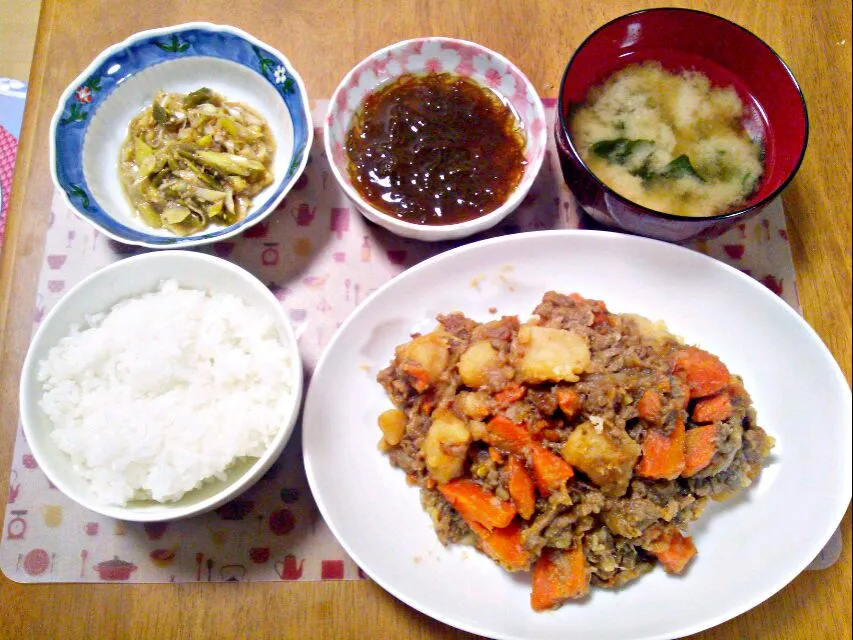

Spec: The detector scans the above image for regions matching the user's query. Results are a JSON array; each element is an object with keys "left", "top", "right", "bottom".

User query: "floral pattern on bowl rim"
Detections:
[
  {"left": 50, "top": 22, "right": 313, "bottom": 248},
  {"left": 324, "top": 37, "right": 547, "bottom": 239}
]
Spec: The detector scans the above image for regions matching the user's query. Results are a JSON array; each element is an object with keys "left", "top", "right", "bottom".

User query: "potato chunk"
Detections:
[
  {"left": 561, "top": 420, "right": 640, "bottom": 497},
  {"left": 400, "top": 331, "right": 450, "bottom": 390},
  {"left": 468, "top": 420, "right": 488, "bottom": 441},
  {"left": 422, "top": 409, "right": 472, "bottom": 484},
  {"left": 457, "top": 340, "right": 501, "bottom": 388},
  {"left": 377, "top": 409, "right": 407, "bottom": 446},
  {"left": 622, "top": 313, "right": 673, "bottom": 342},
  {"left": 455, "top": 390, "right": 492, "bottom": 420},
  {"left": 516, "top": 326, "right": 590, "bottom": 384}
]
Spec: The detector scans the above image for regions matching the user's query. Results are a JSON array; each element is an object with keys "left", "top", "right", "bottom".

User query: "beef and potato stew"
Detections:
[{"left": 377, "top": 291, "right": 774, "bottom": 611}]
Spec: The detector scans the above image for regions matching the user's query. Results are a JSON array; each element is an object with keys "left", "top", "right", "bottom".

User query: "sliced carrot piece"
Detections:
[
  {"left": 530, "top": 546, "right": 590, "bottom": 611},
  {"left": 469, "top": 520, "right": 531, "bottom": 571},
  {"left": 529, "top": 444, "right": 574, "bottom": 494},
  {"left": 485, "top": 415, "right": 533, "bottom": 455},
  {"left": 682, "top": 424, "right": 718, "bottom": 477},
  {"left": 692, "top": 391, "right": 732, "bottom": 424},
  {"left": 506, "top": 456, "right": 536, "bottom": 520},
  {"left": 488, "top": 446, "right": 504, "bottom": 463},
  {"left": 679, "top": 385, "right": 691, "bottom": 410},
  {"left": 673, "top": 347, "right": 730, "bottom": 398},
  {"left": 438, "top": 479, "right": 517, "bottom": 530},
  {"left": 653, "top": 530, "right": 697, "bottom": 574},
  {"left": 555, "top": 387, "right": 583, "bottom": 419},
  {"left": 402, "top": 362, "right": 431, "bottom": 393},
  {"left": 495, "top": 382, "right": 526, "bottom": 406},
  {"left": 636, "top": 418, "right": 686, "bottom": 480},
  {"left": 591, "top": 302, "right": 609, "bottom": 327},
  {"left": 637, "top": 388, "right": 663, "bottom": 424}
]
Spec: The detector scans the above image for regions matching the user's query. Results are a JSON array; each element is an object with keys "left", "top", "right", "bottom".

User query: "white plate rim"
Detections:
[{"left": 303, "top": 229, "right": 852, "bottom": 640}]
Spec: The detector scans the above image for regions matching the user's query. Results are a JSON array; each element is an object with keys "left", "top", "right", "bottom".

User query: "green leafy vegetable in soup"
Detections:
[
  {"left": 570, "top": 62, "right": 764, "bottom": 218},
  {"left": 119, "top": 88, "right": 275, "bottom": 236}
]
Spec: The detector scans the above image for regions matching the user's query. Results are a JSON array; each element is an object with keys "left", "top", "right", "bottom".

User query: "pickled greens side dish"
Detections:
[{"left": 118, "top": 88, "right": 275, "bottom": 236}]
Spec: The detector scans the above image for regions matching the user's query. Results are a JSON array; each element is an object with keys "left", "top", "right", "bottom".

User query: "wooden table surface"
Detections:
[
  {"left": 0, "top": 1, "right": 39, "bottom": 82},
  {"left": 1, "top": 1, "right": 850, "bottom": 638}
]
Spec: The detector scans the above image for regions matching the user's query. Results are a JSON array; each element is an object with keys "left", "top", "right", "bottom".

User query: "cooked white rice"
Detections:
[{"left": 37, "top": 279, "right": 294, "bottom": 505}]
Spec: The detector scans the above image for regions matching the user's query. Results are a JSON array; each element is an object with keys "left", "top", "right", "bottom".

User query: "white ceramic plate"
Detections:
[{"left": 303, "top": 230, "right": 851, "bottom": 640}]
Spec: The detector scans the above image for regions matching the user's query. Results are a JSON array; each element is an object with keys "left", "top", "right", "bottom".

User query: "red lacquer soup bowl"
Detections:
[{"left": 555, "top": 8, "right": 808, "bottom": 243}]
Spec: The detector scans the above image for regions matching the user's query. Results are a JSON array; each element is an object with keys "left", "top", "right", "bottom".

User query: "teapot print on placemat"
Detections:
[{"left": 275, "top": 554, "right": 304, "bottom": 580}]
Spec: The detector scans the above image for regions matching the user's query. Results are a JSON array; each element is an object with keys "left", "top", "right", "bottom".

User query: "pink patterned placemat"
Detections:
[{"left": 1, "top": 99, "right": 838, "bottom": 583}]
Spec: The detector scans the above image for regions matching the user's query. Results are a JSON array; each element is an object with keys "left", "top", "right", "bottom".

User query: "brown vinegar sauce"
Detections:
[{"left": 345, "top": 73, "right": 527, "bottom": 226}]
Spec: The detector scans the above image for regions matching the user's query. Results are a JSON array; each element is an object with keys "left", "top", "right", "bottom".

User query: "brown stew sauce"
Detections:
[{"left": 345, "top": 73, "right": 527, "bottom": 226}]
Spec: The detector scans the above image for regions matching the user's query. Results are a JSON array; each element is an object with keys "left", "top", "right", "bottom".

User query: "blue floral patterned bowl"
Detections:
[{"left": 50, "top": 23, "right": 312, "bottom": 248}]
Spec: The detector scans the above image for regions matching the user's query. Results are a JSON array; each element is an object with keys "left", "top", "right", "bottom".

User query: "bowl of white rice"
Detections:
[{"left": 19, "top": 250, "right": 303, "bottom": 521}]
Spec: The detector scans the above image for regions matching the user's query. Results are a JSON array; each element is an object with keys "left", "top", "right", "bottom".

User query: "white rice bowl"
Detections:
[{"left": 20, "top": 251, "right": 302, "bottom": 522}]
